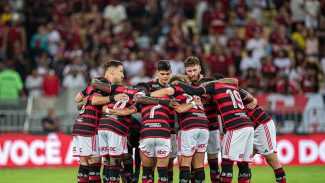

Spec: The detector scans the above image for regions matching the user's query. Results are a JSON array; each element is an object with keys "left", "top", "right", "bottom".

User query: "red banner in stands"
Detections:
[{"left": 1, "top": 133, "right": 325, "bottom": 168}]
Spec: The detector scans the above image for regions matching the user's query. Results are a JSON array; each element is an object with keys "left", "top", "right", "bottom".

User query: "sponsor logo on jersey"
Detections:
[
  {"left": 235, "top": 112, "right": 247, "bottom": 117},
  {"left": 104, "top": 114, "right": 118, "bottom": 120},
  {"left": 144, "top": 123, "right": 162, "bottom": 128},
  {"left": 193, "top": 112, "right": 207, "bottom": 118}
]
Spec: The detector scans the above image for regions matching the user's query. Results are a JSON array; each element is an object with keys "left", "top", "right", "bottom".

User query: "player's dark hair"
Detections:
[
  {"left": 198, "top": 77, "right": 215, "bottom": 86},
  {"left": 184, "top": 56, "right": 200, "bottom": 68},
  {"left": 157, "top": 60, "right": 171, "bottom": 71},
  {"left": 213, "top": 73, "right": 225, "bottom": 80},
  {"left": 133, "top": 82, "right": 149, "bottom": 92},
  {"left": 104, "top": 60, "right": 123, "bottom": 71}
]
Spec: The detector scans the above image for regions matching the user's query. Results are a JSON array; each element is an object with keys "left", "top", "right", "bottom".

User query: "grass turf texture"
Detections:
[{"left": 2, "top": 166, "right": 325, "bottom": 183}]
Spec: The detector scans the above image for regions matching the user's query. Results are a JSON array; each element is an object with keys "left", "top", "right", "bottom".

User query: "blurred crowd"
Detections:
[{"left": 0, "top": 0, "right": 325, "bottom": 101}]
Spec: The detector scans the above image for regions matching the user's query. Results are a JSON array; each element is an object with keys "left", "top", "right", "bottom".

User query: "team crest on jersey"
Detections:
[{"left": 76, "top": 118, "right": 83, "bottom": 122}]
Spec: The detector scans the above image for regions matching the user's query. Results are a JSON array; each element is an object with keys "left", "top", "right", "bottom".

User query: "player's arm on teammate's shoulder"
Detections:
[
  {"left": 92, "top": 89, "right": 128, "bottom": 105},
  {"left": 134, "top": 95, "right": 179, "bottom": 108},
  {"left": 102, "top": 105, "right": 137, "bottom": 116},
  {"left": 75, "top": 92, "right": 84, "bottom": 103},
  {"left": 175, "top": 103, "right": 194, "bottom": 113},
  {"left": 150, "top": 87, "right": 175, "bottom": 98},
  {"left": 77, "top": 98, "right": 87, "bottom": 110},
  {"left": 90, "top": 78, "right": 111, "bottom": 93},
  {"left": 178, "top": 82, "right": 213, "bottom": 95},
  {"left": 212, "top": 78, "right": 238, "bottom": 86},
  {"left": 239, "top": 88, "right": 257, "bottom": 109},
  {"left": 75, "top": 90, "right": 87, "bottom": 110}
]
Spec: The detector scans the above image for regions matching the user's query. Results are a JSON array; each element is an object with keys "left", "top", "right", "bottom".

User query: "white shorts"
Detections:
[
  {"left": 177, "top": 129, "right": 209, "bottom": 157},
  {"left": 222, "top": 127, "right": 254, "bottom": 162},
  {"left": 170, "top": 134, "right": 178, "bottom": 158},
  {"left": 254, "top": 120, "right": 277, "bottom": 155},
  {"left": 98, "top": 130, "right": 128, "bottom": 156},
  {"left": 72, "top": 135, "right": 100, "bottom": 157},
  {"left": 207, "top": 130, "right": 221, "bottom": 154},
  {"left": 139, "top": 138, "right": 171, "bottom": 158}
]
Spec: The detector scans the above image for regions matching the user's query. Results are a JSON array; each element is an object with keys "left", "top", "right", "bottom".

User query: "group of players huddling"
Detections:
[{"left": 72, "top": 56, "right": 287, "bottom": 183}]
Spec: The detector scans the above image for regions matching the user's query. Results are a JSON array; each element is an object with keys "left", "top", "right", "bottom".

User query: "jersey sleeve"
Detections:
[
  {"left": 92, "top": 89, "right": 108, "bottom": 97},
  {"left": 178, "top": 83, "right": 206, "bottom": 95},
  {"left": 130, "top": 103, "right": 141, "bottom": 113},
  {"left": 80, "top": 87, "right": 88, "bottom": 98},
  {"left": 204, "top": 82, "right": 215, "bottom": 94},
  {"left": 239, "top": 88, "right": 252, "bottom": 102}
]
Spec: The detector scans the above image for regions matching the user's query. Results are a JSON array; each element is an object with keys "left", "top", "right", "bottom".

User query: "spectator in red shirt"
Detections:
[
  {"left": 261, "top": 55, "right": 279, "bottom": 92},
  {"left": 204, "top": 46, "right": 233, "bottom": 76},
  {"left": 275, "top": 74, "right": 300, "bottom": 95},
  {"left": 269, "top": 24, "right": 292, "bottom": 54},
  {"left": 209, "top": 1, "right": 227, "bottom": 35},
  {"left": 43, "top": 69, "right": 60, "bottom": 96},
  {"left": 245, "top": 16, "right": 264, "bottom": 40}
]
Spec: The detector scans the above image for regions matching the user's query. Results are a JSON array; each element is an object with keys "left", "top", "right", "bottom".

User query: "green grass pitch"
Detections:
[{"left": 2, "top": 166, "right": 325, "bottom": 183}]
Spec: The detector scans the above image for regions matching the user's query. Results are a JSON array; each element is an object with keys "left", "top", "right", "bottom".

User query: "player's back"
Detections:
[
  {"left": 137, "top": 97, "right": 173, "bottom": 140},
  {"left": 73, "top": 85, "right": 102, "bottom": 136},
  {"left": 172, "top": 85, "right": 209, "bottom": 130},
  {"left": 211, "top": 83, "right": 253, "bottom": 131},
  {"left": 98, "top": 85, "right": 140, "bottom": 136},
  {"left": 244, "top": 103, "right": 272, "bottom": 126}
]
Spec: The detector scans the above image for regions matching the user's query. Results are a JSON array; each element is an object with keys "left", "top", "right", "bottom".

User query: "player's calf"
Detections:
[
  {"left": 179, "top": 166, "right": 191, "bottom": 183},
  {"left": 208, "top": 157, "right": 220, "bottom": 183},
  {"left": 121, "top": 155, "right": 133, "bottom": 183},
  {"left": 167, "top": 158, "right": 174, "bottom": 183},
  {"left": 108, "top": 156, "right": 122, "bottom": 183},
  {"left": 88, "top": 163, "right": 101, "bottom": 183},
  {"left": 157, "top": 166, "right": 168, "bottom": 183},
  {"left": 77, "top": 163, "right": 89, "bottom": 183},
  {"left": 237, "top": 162, "right": 251, "bottom": 183},
  {"left": 274, "top": 168, "right": 286, "bottom": 183},
  {"left": 142, "top": 166, "right": 154, "bottom": 183},
  {"left": 193, "top": 167, "right": 205, "bottom": 183},
  {"left": 220, "top": 158, "right": 233, "bottom": 183}
]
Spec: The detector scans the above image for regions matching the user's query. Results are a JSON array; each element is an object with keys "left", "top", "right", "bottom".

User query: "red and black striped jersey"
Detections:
[
  {"left": 147, "top": 79, "right": 168, "bottom": 92},
  {"left": 129, "top": 114, "right": 141, "bottom": 131},
  {"left": 201, "top": 94, "right": 219, "bottom": 131},
  {"left": 206, "top": 83, "right": 253, "bottom": 131},
  {"left": 133, "top": 97, "right": 173, "bottom": 139},
  {"left": 72, "top": 85, "right": 102, "bottom": 136},
  {"left": 172, "top": 85, "right": 209, "bottom": 130},
  {"left": 244, "top": 104, "right": 272, "bottom": 126},
  {"left": 147, "top": 79, "right": 176, "bottom": 134},
  {"left": 98, "top": 85, "right": 141, "bottom": 136}
]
